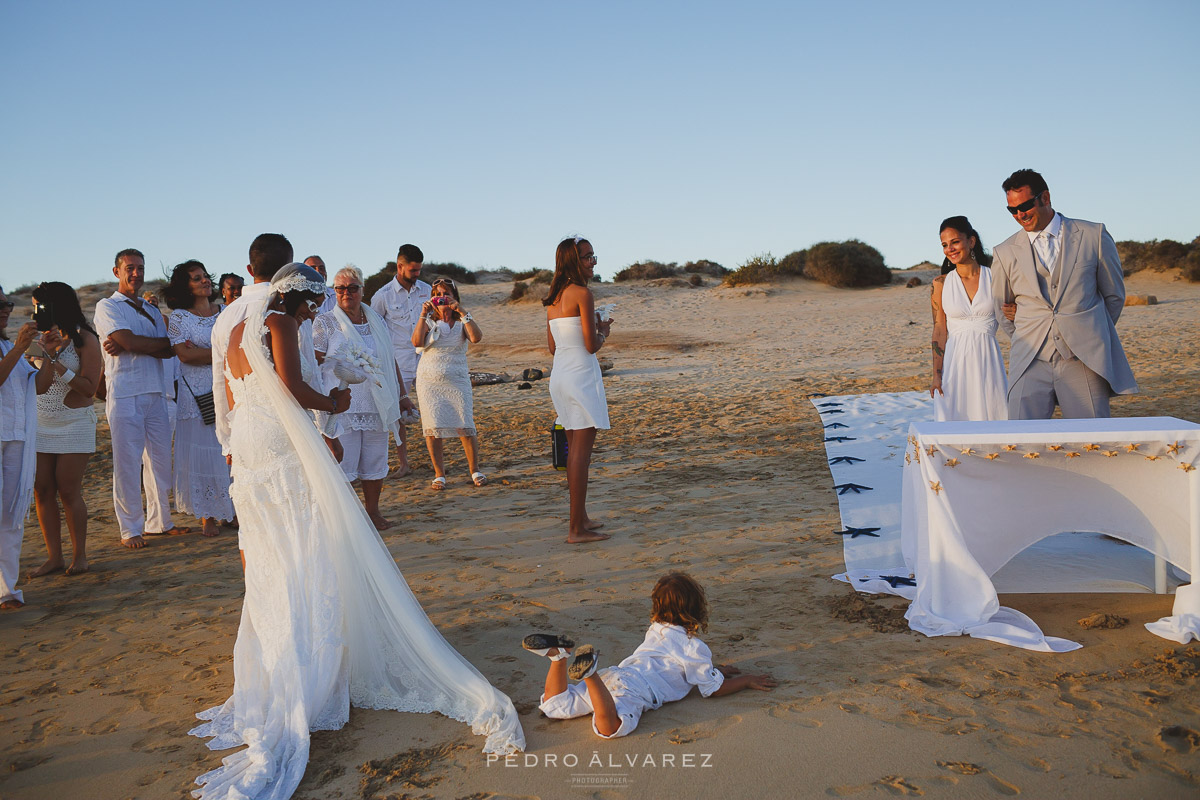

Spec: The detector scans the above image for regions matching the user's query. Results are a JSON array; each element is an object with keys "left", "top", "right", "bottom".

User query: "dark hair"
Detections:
[
  {"left": 650, "top": 572, "right": 709, "bottom": 636},
  {"left": 938, "top": 216, "right": 992, "bottom": 274},
  {"left": 430, "top": 278, "right": 464, "bottom": 321},
  {"left": 249, "top": 233, "right": 294, "bottom": 279},
  {"left": 114, "top": 248, "right": 144, "bottom": 268},
  {"left": 32, "top": 282, "right": 97, "bottom": 349},
  {"left": 162, "top": 260, "right": 219, "bottom": 309},
  {"left": 219, "top": 273, "right": 244, "bottom": 291},
  {"left": 276, "top": 264, "right": 326, "bottom": 317},
  {"left": 0, "top": 284, "right": 8, "bottom": 340},
  {"left": 543, "top": 237, "right": 590, "bottom": 307},
  {"left": 396, "top": 244, "right": 424, "bottom": 264},
  {"left": 1001, "top": 168, "right": 1049, "bottom": 198}
]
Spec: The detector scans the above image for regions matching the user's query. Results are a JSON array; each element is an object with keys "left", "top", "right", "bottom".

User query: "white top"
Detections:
[
  {"left": 168, "top": 308, "right": 221, "bottom": 420},
  {"left": 613, "top": 622, "right": 724, "bottom": 708},
  {"left": 317, "top": 287, "right": 337, "bottom": 315},
  {"left": 313, "top": 311, "right": 383, "bottom": 430},
  {"left": 93, "top": 291, "right": 170, "bottom": 399},
  {"left": 211, "top": 282, "right": 272, "bottom": 455},
  {"left": 1025, "top": 211, "right": 1064, "bottom": 276},
  {"left": 0, "top": 339, "right": 37, "bottom": 441},
  {"left": 369, "top": 278, "right": 431, "bottom": 377}
]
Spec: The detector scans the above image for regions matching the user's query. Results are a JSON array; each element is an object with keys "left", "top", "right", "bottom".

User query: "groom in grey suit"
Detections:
[{"left": 992, "top": 169, "right": 1138, "bottom": 419}]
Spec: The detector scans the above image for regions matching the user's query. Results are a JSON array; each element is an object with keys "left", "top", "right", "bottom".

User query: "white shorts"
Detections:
[
  {"left": 339, "top": 428, "right": 389, "bottom": 482},
  {"left": 538, "top": 668, "right": 647, "bottom": 739}
]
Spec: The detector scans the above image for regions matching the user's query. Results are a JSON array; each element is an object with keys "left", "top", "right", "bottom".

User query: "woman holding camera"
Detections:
[
  {"left": 411, "top": 278, "right": 484, "bottom": 490},
  {"left": 27, "top": 282, "right": 101, "bottom": 579},
  {"left": 164, "top": 261, "right": 235, "bottom": 538},
  {"left": 1, "top": 286, "right": 41, "bottom": 607}
]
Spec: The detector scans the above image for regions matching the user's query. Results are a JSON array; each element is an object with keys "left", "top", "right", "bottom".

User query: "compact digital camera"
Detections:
[{"left": 431, "top": 296, "right": 451, "bottom": 307}]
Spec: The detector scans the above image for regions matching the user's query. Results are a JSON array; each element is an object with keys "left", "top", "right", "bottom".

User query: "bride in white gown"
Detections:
[{"left": 190, "top": 264, "right": 523, "bottom": 800}]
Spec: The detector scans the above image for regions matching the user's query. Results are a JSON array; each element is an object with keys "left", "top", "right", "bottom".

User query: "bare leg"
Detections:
[
  {"left": 55, "top": 453, "right": 91, "bottom": 574},
  {"left": 30, "top": 453, "right": 65, "bottom": 578},
  {"left": 393, "top": 423, "right": 411, "bottom": 478},
  {"left": 200, "top": 517, "right": 220, "bottom": 537},
  {"left": 565, "top": 428, "right": 608, "bottom": 543},
  {"left": 426, "top": 436, "right": 446, "bottom": 488},
  {"left": 542, "top": 649, "right": 570, "bottom": 701},
  {"left": 460, "top": 435, "right": 480, "bottom": 475},
  {"left": 362, "top": 479, "right": 392, "bottom": 529},
  {"left": 240, "top": 549, "right": 246, "bottom": 571},
  {"left": 581, "top": 674, "right": 620, "bottom": 737}
]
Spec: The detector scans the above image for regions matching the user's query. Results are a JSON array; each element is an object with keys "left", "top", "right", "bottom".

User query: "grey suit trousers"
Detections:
[{"left": 1008, "top": 353, "right": 1111, "bottom": 419}]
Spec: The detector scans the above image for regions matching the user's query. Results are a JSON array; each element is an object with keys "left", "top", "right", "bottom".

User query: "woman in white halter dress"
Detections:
[
  {"left": 931, "top": 217, "right": 1008, "bottom": 422},
  {"left": 190, "top": 264, "right": 523, "bottom": 800}
]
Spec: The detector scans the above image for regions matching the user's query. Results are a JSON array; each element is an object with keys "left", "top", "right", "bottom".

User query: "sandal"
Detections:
[
  {"left": 471, "top": 471, "right": 487, "bottom": 487},
  {"left": 430, "top": 476, "right": 446, "bottom": 491},
  {"left": 522, "top": 633, "right": 575, "bottom": 660},
  {"left": 568, "top": 644, "right": 599, "bottom": 680}
]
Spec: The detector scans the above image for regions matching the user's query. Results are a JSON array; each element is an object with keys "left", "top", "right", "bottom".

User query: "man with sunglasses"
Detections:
[{"left": 991, "top": 169, "right": 1137, "bottom": 419}]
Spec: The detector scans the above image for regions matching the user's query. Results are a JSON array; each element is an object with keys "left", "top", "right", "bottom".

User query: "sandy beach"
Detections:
[{"left": 2, "top": 269, "right": 1198, "bottom": 799}]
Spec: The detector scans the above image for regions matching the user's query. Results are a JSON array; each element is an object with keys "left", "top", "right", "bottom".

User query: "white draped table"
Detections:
[{"left": 901, "top": 417, "right": 1200, "bottom": 651}]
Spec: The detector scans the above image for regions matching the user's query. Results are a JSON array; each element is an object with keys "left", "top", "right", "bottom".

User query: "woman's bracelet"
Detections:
[
  {"left": 460, "top": 312, "right": 474, "bottom": 323},
  {"left": 60, "top": 368, "right": 76, "bottom": 384},
  {"left": 398, "top": 394, "right": 409, "bottom": 401},
  {"left": 329, "top": 391, "right": 340, "bottom": 413}
]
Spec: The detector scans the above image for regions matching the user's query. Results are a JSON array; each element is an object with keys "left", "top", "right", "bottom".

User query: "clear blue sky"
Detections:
[{"left": 2, "top": 1, "right": 1197, "bottom": 288}]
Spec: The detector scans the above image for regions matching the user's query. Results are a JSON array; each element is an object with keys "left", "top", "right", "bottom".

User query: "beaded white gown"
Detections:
[
  {"left": 933, "top": 266, "right": 1008, "bottom": 422},
  {"left": 189, "top": 301, "right": 523, "bottom": 800}
]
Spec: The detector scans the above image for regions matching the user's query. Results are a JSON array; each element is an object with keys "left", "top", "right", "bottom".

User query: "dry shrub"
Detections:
[
  {"left": 362, "top": 262, "right": 396, "bottom": 303},
  {"left": 509, "top": 281, "right": 529, "bottom": 301},
  {"left": 682, "top": 259, "right": 727, "bottom": 276},
  {"left": 803, "top": 240, "right": 891, "bottom": 288},
  {"left": 722, "top": 253, "right": 778, "bottom": 286},
  {"left": 614, "top": 261, "right": 680, "bottom": 282}
]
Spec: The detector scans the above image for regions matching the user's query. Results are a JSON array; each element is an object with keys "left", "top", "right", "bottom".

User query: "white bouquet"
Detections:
[
  {"left": 328, "top": 343, "right": 383, "bottom": 390},
  {"left": 596, "top": 303, "right": 617, "bottom": 322}
]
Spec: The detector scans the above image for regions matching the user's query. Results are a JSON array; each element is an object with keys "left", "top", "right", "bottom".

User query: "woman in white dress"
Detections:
[
  {"left": 544, "top": 237, "right": 612, "bottom": 544},
  {"left": 164, "top": 261, "right": 235, "bottom": 537},
  {"left": 28, "top": 282, "right": 101, "bottom": 579},
  {"left": 0, "top": 286, "right": 39, "bottom": 609},
  {"left": 192, "top": 264, "right": 522, "bottom": 799},
  {"left": 930, "top": 216, "right": 1008, "bottom": 421},
  {"left": 410, "top": 278, "right": 485, "bottom": 490},
  {"left": 314, "top": 266, "right": 414, "bottom": 530}
]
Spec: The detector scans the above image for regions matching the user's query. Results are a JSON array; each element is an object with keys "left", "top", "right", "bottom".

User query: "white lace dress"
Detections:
[
  {"left": 168, "top": 309, "right": 234, "bottom": 522},
  {"left": 35, "top": 341, "right": 98, "bottom": 454},
  {"left": 933, "top": 267, "right": 1009, "bottom": 422},
  {"left": 415, "top": 320, "right": 475, "bottom": 438},
  {"left": 190, "top": 305, "right": 523, "bottom": 799}
]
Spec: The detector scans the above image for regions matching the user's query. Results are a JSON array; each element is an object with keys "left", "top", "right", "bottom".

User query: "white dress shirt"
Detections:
[
  {"left": 93, "top": 291, "right": 170, "bottom": 399},
  {"left": 1026, "top": 212, "right": 1064, "bottom": 277},
  {"left": 369, "top": 278, "right": 431, "bottom": 380}
]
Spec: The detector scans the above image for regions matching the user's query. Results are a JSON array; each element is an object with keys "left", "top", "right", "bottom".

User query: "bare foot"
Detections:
[
  {"left": 146, "top": 526, "right": 189, "bottom": 537},
  {"left": 369, "top": 512, "right": 393, "bottom": 531},
  {"left": 201, "top": 519, "right": 220, "bottom": 538},
  {"left": 584, "top": 518, "right": 605, "bottom": 530},
  {"left": 393, "top": 462, "right": 412, "bottom": 479},
  {"left": 28, "top": 559, "right": 65, "bottom": 579},
  {"left": 122, "top": 535, "right": 146, "bottom": 549},
  {"left": 65, "top": 559, "right": 90, "bottom": 576},
  {"left": 1, "top": 599, "right": 24, "bottom": 610},
  {"left": 566, "top": 529, "right": 611, "bottom": 544}
]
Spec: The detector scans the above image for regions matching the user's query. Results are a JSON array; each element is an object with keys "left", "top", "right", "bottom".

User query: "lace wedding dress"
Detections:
[{"left": 190, "top": 289, "right": 523, "bottom": 800}]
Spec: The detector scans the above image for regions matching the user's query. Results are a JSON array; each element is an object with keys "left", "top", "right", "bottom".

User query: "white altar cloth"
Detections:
[{"left": 901, "top": 417, "right": 1200, "bottom": 651}]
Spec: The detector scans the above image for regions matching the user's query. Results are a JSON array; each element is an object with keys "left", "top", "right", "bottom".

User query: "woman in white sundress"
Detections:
[
  {"left": 930, "top": 216, "right": 1008, "bottom": 422},
  {"left": 191, "top": 263, "right": 522, "bottom": 800}
]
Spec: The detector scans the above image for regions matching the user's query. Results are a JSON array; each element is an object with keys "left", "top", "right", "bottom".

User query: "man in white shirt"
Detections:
[
  {"left": 369, "top": 244, "right": 430, "bottom": 476},
  {"left": 305, "top": 255, "right": 338, "bottom": 314},
  {"left": 94, "top": 249, "right": 179, "bottom": 548}
]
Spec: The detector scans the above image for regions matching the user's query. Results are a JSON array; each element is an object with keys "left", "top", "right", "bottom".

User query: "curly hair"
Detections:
[
  {"left": 650, "top": 572, "right": 709, "bottom": 636},
  {"left": 162, "top": 260, "right": 220, "bottom": 309}
]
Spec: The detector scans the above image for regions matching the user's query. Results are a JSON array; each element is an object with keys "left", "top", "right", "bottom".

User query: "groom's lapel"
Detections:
[
  {"left": 1013, "top": 235, "right": 1048, "bottom": 305},
  {"left": 1055, "top": 216, "right": 1084, "bottom": 307}
]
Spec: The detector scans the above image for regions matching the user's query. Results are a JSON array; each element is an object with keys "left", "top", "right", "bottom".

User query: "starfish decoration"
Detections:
[
  {"left": 929, "top": 481, "right": 943, "bottom": 495},
  {"left": 1102, "top": 450, "right": 1119, "bottom": 458},
  {"left": 1048, "top": 444, "right": 1063, "bottom": 451},
  {"left": 822, "top": 408, "right": 845, "bottom": 415},
  {"left": 908, "top": 435, "right": 918, "bottom": 448},
  {"left": 834, "top": 483, "right": 873, "bottom": 495},
  {"left": 817, "top": 401, "right": 843, "bottom": 408},
  {"left": 1144, "top": 455, "right": 1161, "bottom": 461},
  {"left": 807, "top": 392, "right": 829, "bottom": 398},
  {"left": 959, "top": 447, "right": 975, "bottom": 456},
  {"left": 913, "top": 450, "right": 921, "bottom": 463},
  {"left": 824, "top": 422, "right": 849, "bottom": 429},
  {"left": 1003, "top": 444, "right": 1018, "bottom": 451},
  {"left": 835, "top": 526, "right": 880, "bottom": 538},
  {"left": 926, "top": 445, "right": 938, "bottom": 456},
  {"left": 1064, "top": 451, "right": 1081, "bottom": 458},
  {"left": 1181, "top": 463, "right": 1197, "bottom": 473},
  {"left": 1126, "top": 443, "right": 1141, "bottom": 453},
  {"left": 829, "top": 456, "right": 865, "bottom": 465},
  {"left": 1167, "top": 442, "right": 1183, "bottom": 454},
  {"left": 1084, "top": 444, "right": 1100, "bottom": 451},
  {"left": 877, "top": 575, "right": 917, "bottom": 588},
  {"left": 944, "top": 458, "right": 960, "bottom": 468},
  {"left": 905, "top": 453, "right": 911, "bottom": 465},
  {"left": 1023, "top": 452, "right": 1041, "bottom": 459},
  {"left": 825, "top": 436, "right": 856, "bottom": 443},
  {"left": 984, "top": 453, "right": 1000, "bottom": 460}
]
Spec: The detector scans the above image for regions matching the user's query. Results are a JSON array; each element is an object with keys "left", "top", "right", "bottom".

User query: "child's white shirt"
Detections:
[{"left": 611, "top": 622, "right": 724, "bottom": 708}]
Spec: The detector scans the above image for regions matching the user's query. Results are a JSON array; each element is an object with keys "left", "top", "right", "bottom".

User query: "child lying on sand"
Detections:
[{"left": 522, "top": 572, "right": 777, "bottom": 738}]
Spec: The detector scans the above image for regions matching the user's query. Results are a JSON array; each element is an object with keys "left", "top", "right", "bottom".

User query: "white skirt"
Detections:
[{"left": 173, "top": 415, "right": 235, "bottom": 522}]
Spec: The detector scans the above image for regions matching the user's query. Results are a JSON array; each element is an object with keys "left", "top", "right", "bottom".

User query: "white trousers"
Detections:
[
  {"left": 108, "top": 393, "right": 174, "bottom": 539},
  {"left": 0, "top": 440, "right": 28, "bottom": 603},
  {"left": 338, "top": 428, "right": 390, "bottom": 482}
]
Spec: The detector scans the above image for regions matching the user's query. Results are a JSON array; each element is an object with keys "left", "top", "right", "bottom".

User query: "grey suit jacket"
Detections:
[{"left": 991, "top": 215, "right": 1138, "bottom": 397}]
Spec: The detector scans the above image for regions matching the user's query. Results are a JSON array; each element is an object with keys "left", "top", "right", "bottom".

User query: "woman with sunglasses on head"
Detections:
[
  {"left": 930, "top": 216, "right": 1008, "bottom": 421},
  {"left": 411, "top": 277, "right": 485, "bottom": 490},
  {"left": 26, "top": 282, "right": 101, "bottom": 581},
  {"left": 0, "top": 286, "right": 41, "bottom": 607},
  {"left": 163, "top": 261, "right": 235, "bottom": 538},
  {"left": 314, "top": 266, "right": 414, "bottom": 529},
  {"left": 543, "top": 236, "right": 612, "bottom": 544}
]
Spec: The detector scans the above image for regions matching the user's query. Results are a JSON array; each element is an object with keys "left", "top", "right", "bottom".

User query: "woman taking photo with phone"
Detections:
[
  {"left": 411, "top": 278, "right": 484, "bottom": 490},
  {"left": 1, "top": 285, "right": 40, "bottom": 607},
  {"left": 544, "top": 236, "right": 612, "bottom": 544}
]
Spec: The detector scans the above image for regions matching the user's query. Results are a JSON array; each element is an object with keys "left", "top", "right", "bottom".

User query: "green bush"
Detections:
[
  {"left": 682, "top": 259, "right": 728, "bottom": 276},
  {"left": 776, "top": 250, "right": 806, "bottom": 277},
  {"left": 722, "top": 253, "right": 778, "bottom": 287},
  {"left": 613, "top": 261, "right": 681, "bottom": 282},
  {"left": 1182, "top": 246, "right": 1200, "bottom": 282},
  {"left": 420, "top": 262, "right": 476, "bottom": 285},
  {"left": 363, "top": 262, "right": 396, "bottom": 303},
  {"left": 1117, "top": 238, "right": 1193, "bottom": 274},
  {"left": 802, "top": 240, "right": 890, "bottom": 288},
  {"left": 509, "top": 281, "right": 529, "bottom": 301}
]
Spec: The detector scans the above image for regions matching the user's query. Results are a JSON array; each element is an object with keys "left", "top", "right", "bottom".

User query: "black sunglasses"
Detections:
[
  {"left": 0, "top": 301, "right": 15, "bottom": 311},
  {"left": 1006, "top": 195, "right": 1042, "bottom": 215}
]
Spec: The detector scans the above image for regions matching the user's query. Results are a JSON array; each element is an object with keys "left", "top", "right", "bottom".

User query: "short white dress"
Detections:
[
  {"left": 168, "top": 309, "right": 235, "bottom": 522},
  {"left": 35, "top": 341, "right": 98, "bottom": 454},
  {"left": 548, "top": 316, "right": 609, "bottom": 430},
  {"left": 415, "top": 320, "right": 476, "bottom": 438},
  {"left": 933, "top": 267, "right": 1008, "bottom": 422}
]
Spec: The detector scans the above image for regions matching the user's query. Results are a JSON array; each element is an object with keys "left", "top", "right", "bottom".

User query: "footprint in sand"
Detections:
[
  {"left": 1156, "top": 725, "right": 1200, "bottom": 754},
  {"left": 936, "top": 761, "right": 1020, "bottom": 795},
  {"left": 829, "top": 775, "right": 924, "bottom": 796}
]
